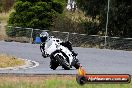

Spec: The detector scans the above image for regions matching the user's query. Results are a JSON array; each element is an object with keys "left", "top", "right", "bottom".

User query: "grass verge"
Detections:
[
  {"left": 0, "top": 54, "right": 25, "bottom": 68},
  {"left": 0, "top": 76, "right": 131, "bottom": 88}
]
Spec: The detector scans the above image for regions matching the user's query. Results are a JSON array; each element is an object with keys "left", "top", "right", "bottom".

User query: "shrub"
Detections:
[
  {"left": 76, "top": 0, "right": 132, "bottom": 37},
  {"left": 7, "top": 0, "right": 64, "bottom": 37}
]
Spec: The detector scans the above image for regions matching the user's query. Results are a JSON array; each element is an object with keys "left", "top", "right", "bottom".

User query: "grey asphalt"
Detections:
[{"left": 0, "top": 41, "right": 132, "bottom": 75}]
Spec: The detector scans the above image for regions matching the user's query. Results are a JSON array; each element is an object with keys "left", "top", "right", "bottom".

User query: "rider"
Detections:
[{"left": 40, "top": 32, "right": 77, "bottom": 58}]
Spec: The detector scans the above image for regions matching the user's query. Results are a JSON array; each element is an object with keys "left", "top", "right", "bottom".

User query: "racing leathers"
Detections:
[{"left": 40, "top": 40, "right": 77, "bottom": 58}]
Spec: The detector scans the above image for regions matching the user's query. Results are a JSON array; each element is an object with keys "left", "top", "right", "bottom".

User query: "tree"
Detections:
[
  {"left": 76, "top": 0, "right": 132, "bottom": 37},
  {"left": 105, "top": 0, "right": 132, "bottom": 37},
  {"left": 8, "top": 0, "right": 64, "bottom": 29},
  {"left": 6, "top": 0, "right": 64, "bottom": 37}
]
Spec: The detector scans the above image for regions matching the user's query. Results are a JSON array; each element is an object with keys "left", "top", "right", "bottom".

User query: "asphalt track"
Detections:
[{"left": 0, "top": 41, "right": 132, "bottom": 75}]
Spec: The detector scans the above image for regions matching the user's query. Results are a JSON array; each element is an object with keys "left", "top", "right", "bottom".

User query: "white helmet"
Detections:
[{"left": 40, "top": 32, "right": 49, "bottom": 42}]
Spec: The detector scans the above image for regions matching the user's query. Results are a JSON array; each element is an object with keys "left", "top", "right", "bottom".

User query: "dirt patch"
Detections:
[{"left": 0, "top": 54, "right": 25, "bottom": 68}]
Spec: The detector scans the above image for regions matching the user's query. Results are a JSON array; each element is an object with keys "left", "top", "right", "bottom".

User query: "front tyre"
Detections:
[
  {"left": 62, "top": 59, "right": 70, "bottom": 70},
  {"left": 55, "top": 55, "right": 70, "bottom": 70},
  {"left": 50, "top": 55, "right": 59, "bottom": 70},
  {"left": 50, "top": 60, "right": 59, "bottom": 70}
]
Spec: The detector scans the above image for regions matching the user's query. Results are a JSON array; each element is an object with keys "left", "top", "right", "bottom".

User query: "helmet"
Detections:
[{"left": 40, "top": 32, "right": 49, "bottom": 42}]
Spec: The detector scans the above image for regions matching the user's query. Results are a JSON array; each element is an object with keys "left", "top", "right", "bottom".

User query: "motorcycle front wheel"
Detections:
[
  {"left": 50, "top": 60, "right": 59, "bottom": 70},
  {"left": 55, "top": 54, "right": 70, "bottom": 70}
]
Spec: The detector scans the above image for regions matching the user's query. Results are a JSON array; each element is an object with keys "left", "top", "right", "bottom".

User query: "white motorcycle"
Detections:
[{"left": 45, "top": 37, "right": 80, "bottom": 70}]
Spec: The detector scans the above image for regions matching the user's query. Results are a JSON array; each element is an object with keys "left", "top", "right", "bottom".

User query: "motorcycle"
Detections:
[{"left": 44, "top": 37, "right": 80, "bottom": 70}]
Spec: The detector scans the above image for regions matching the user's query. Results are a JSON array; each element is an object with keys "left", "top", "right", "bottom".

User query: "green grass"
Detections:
[
  {"left": 44, "top": 79, "right": 132, "bottom": 88},
  {"left": 0, "top": 76, "right": 131, "bottom": 88}
]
